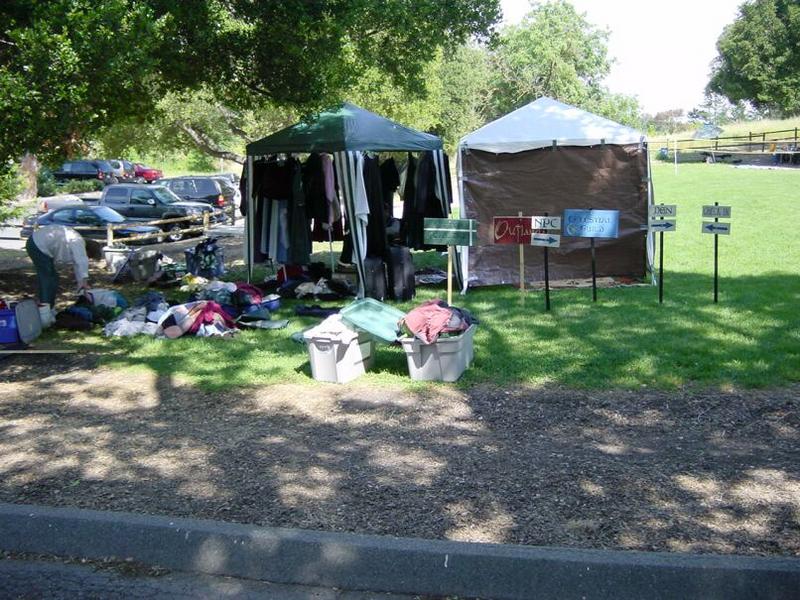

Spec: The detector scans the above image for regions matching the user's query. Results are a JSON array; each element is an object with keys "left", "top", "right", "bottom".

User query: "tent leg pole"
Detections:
[
  {"left": 328, "top": 228, "right": 335, "bottom": 279},
  {"left": 447, "top": 245, "right": 453, "bottom": 306},
  {"left": 591, "top": 237, "right": 597, "bottom": 302},
  {"left": 518, "top": 210, "right": 525, "bottom": 293}
]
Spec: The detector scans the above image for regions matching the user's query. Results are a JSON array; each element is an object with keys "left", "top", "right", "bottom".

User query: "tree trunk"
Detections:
[
  {"left": 175, "top": 121, "right": 245, "bottom": 164},
  {"left": 19, "top": 152, "right": 39, "bottom": 200}
]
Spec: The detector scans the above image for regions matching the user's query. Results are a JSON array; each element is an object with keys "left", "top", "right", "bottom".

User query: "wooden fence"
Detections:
[
  {"left": 654, "top": 127, "right": 800, "bottom": 155},
  {"left": 1, "top": 211, "right": 215, "bottom": 245}
]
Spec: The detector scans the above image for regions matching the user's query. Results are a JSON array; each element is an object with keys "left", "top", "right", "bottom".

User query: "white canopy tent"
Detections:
[{"left": 456, "top": 97, "right": 654, "bottom": 291}]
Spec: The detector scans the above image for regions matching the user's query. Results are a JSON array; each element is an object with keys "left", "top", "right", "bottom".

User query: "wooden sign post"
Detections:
[
  {"left": 493, "top": 215, "right": 533, "bottom": 294},
  {"left": 424, "top": 218, "right": 478, "bottom": 306}
]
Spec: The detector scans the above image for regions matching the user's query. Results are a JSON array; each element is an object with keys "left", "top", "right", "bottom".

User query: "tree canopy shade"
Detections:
[
  {"left": 709, "top": 0, "right": 800, "bottom": 115},
  {"left": 246, "top": 103, "right": 443, "bottom": 155}
]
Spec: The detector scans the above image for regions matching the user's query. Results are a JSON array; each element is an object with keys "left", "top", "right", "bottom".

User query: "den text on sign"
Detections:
[
  {"left": 702, "top": 222, "right": 731, "bottom": 235},
  {"left": 649, "top": 204, "right": 677, "bottom": 218},
  {"left": 493, "top": 216, "right": 531, "bottom": 244},
  {"left": 648, "top": 219, "right": 676, "bottom": 232},
  {"left": 562, "top": 209, "right": 620, "bottom": 238},
  {"left": 424, "top": 218, "right": 478, "bottom": 246},
  {"left": 702, "top": 205, "right": 732, "bottom": 219}
]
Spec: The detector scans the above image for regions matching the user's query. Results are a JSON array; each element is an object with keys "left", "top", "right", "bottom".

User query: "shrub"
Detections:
[
  {"left": 59, "top": 179, "right": 104, "bottom": 193},
  {"left": 37, "top": 168, "right": 57, "bottom": 197},
  {"left": 0, "top": 163, "right": 23, "bottom": 221}
]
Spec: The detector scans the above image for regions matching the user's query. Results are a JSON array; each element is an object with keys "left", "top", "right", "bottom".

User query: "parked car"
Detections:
[
  {"left": 52, "top": 160, "right": 117, "bottom": 185},
  {"left": 107, "top": 159, "right": 137, "bottom": 182},
  {"left": 216, "top": 172, "right": 241, "bottom": 185},
  {"left": 36, "top": 194, "right": 84, "bottom": 213},
  {"left": 99, "top": 184, "right": 217, "bottom": 241},
  {"left": 157, "top": 176, "right": 234, "bottom": 221},
  {"left": 133, "top": 163, "right": 163, "bottom": 183},
  {"left": 20, "top": 205, "right": 162, "bottom": 245}
]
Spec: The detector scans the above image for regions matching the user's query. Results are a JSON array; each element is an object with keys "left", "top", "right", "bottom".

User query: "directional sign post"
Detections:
[
  {"left": 562, "top": 209, "right": 620, "bottom": 302},
  {"left": 647, "top": 204, "right": 678, "bottom": 304},
  {"left": 530, "top": 215, "right": 561, "bottom": 311},
  {"left": 700, "top": 203, "right": 732, "bottom": 303},
  {"left": 424, "top": 218, "right": 478, "bottom": 306}
]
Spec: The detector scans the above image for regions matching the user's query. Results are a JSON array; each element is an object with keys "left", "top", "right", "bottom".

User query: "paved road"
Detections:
[{"left": 0, "top": 558, "right": 421, "bottom": 600}]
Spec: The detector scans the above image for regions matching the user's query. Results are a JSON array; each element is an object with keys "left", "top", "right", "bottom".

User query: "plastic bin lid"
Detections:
[{"left": 340, "top": 298, "right": 406, "bottom": 343}]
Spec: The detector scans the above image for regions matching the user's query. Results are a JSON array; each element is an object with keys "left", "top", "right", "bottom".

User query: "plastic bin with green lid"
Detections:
[{"left": 340, "top": 298, "right": 406, "bottom": 343}]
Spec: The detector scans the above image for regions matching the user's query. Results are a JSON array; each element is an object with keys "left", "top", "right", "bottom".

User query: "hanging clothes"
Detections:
[
  {"left": 287, "top": 159, "right": 311, "bottom": 265},
  {"left": 400, "top": 153, "right": 417, "bottom": 247},
  {"left": 404, "top": 151, "right": 446, "bottom": 250},
  {"left": 321, "top": 154, "right": 342, "bottom": 224},
  {"left": 308, "top": 153, "right": 344, "bottom": 242},
  {"left": 363, "top": 154, "right": 387, "bottom": 258},
  {"left": 303, "top": 153, "right": 327, "bottom": 240},
  {"left": 249, "top": 156, "right": 295, "bottom": 264},
  {"left": 380, "top": 157, "right": 400, "bottom": 217}
]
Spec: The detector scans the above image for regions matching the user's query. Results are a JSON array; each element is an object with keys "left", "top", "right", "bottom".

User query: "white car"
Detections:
[{"left": 36, "top": 194, "right": 84, "bottom": 213}]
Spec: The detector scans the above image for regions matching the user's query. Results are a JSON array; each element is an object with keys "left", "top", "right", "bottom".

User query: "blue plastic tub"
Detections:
[{"left": 0, "top": 309, "right": 19, "bottom": 344}]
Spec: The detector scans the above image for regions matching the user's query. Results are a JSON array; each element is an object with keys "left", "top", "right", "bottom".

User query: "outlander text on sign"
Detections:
[{"left": 493, "top": 216, "right": 531, "bottom": 245}]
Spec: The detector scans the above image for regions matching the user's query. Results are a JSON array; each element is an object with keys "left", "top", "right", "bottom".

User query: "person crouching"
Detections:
[{"left": 25, "top": 224, "right": 93, "bottom": 307}]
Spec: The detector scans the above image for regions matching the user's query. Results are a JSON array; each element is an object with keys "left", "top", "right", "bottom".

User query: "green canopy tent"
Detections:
[{"left": 244, "top": 102, "right": 458, "bottom": 297}]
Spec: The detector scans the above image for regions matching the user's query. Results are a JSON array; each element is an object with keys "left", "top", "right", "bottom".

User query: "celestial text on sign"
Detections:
[{"left": 562, "top": 209, "right": 620, "bottom": 239}]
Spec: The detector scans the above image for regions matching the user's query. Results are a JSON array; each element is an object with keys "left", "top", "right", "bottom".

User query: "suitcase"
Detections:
[
  {"left": 363, "top": 256, "right": 387, "bottom": 301},
  {"left": 386, "top": 245, "right": 415, "bottom": 301}
]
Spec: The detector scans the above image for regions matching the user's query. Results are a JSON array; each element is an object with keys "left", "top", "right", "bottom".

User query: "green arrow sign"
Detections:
[{"left": 424, "top": 218, "right": 478, "bottom": 246}]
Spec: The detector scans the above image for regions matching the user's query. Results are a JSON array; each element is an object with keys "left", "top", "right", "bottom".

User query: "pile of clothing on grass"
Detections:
[
  {"left": 261, "top": 262, "right": 355, "bottom": 301},
  {"left": 55, "top": 277, "right": 291, "bottom": 338}
]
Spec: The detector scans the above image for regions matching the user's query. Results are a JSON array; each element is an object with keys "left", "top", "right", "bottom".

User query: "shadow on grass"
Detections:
[{"left": 7, "top": 266, "right": 799, "bottom": 390}]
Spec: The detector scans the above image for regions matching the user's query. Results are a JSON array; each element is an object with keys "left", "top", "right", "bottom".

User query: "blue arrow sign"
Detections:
[
  {"left": 530, "top": 233, "right": 561, "bottom": 247},
  {"left": 648, "top": 219, "right": 676, "bottom": 232},
  {"left": 701, "top": 221, "right": 731, "bottom": 235}
]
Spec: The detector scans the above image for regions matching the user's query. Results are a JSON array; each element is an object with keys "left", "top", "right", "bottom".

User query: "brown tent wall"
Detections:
[{"left": 462, "top": 144, "right": 648, "bottom": 286}]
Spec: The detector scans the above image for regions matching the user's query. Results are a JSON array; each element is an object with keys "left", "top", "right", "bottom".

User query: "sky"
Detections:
[{"left": 500, "top": 0, "right": 744, "bottom": 115}]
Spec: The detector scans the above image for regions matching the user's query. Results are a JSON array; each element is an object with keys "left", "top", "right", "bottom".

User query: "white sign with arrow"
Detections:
[
  {"left": 648, "top": 219, "right": 677, "bottom": 232},
  {"left": 702, "top": 222, "right": 731, "bottom": 235},
  {"left": 530, "top": 233, "right": 561, "bottom": 247}
]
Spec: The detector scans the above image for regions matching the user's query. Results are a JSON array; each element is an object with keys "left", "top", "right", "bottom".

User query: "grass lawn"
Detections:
[{"left": 36, "top": 162, "right": 800, "bottom": 390}]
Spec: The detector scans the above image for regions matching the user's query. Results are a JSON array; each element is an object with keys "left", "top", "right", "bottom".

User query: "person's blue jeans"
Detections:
[{"left": 25, "top": 237, "right": 58, "bottom": 305}]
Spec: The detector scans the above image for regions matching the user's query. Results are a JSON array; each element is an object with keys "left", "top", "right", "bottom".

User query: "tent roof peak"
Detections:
[
  {"left": 459, "top": 96, "right": 645, "bottom": 154},
  {"left": 246, "top": 103, "right": 442, "bottom": 155}
]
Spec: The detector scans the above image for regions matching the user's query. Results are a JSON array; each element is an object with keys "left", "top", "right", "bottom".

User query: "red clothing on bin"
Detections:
[{"left": 401, "top": 300, "right": 454, "bottom": 344}]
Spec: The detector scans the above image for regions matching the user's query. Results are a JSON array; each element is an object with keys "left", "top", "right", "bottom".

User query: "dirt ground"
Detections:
[{"left": 1, "top": 354, "right": 798, "bottom": 558}]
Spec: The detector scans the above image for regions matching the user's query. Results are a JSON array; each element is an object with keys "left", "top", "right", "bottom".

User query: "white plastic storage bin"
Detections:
[
  {"left": 400, "top": 324, "right": 476, "bottom": 382},
  {"left": 303, "top": 316, "right": 375, "bottom": 384}
]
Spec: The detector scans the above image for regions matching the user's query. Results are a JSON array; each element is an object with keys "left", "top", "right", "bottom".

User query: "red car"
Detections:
[{"left": 133, "top": 163, "right": 163, "bottom": 183}]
